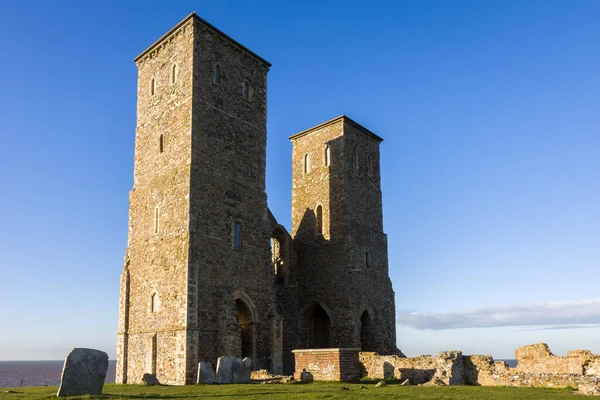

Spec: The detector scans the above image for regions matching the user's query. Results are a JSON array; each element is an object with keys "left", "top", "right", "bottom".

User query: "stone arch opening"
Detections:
[
  {"left": 360, "top": 310, "right": 376, "bottom": 351},
  {"left": 235, "top": 298, "right": 254, "bottom": 359},
  {"left": 316, "top": 205, "right": 323, "bottom": 234},
  {"left": 306, "top": 303, "right": 331, "bottom": 348},
  {"left": 271, "top": 227, "right": 289, "bottom": 285}
]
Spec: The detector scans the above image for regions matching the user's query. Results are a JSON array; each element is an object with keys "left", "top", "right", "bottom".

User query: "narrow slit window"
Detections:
[
  {"left": 159, "top": 134, "right": 164, "bottom": 153},
  {"left": 214, "top": 64, "right": 221, "bottom": 84},
  {"left": 172, "top": 64, "right": 177, "bottom": 84},
  {"left": 316, "top": 205, "right": 323, "bottom": 234},
  {"left": 150, "top": 77, "right": 156, "bottom": 96},
  {"left": 367, "top": 155, "right": 373, "bottom": 176},
  {"left": 365, "top": 252, "right": 371, "bottom": 268},
  {"left": 354, "top": 147, "right": 359, "bottom": 170},
  {"left": 154, "top": 206, "right": 159, "bottom": 234},
  {"left": 233, "top": 222, "right": 242, "bottom": 249},
  {"left": 150, "top": 293, "right": 159, "bottom": 312},
  {"left": 325, "top": 145, "right": 331, "bottom": 167},
  {"left": 243, "top": 81, "right": 250, "bottom": 99},
  {"left": 304, "top": 153, "right": 310, "bottom": 174}
]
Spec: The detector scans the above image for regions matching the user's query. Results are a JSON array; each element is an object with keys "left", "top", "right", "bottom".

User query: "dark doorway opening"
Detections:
[
  {"left": 360, "top": 310, "right": 376, "bottom": 351},
  {"left": 307, "top": 304, "right": 331, "bottom": 348},
  {"left": 236, "top": 299, "right": 254, "bottom": 359}
]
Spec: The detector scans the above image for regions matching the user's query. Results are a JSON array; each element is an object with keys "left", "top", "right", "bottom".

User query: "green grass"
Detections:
[{"left": 0, "top": 382, "right": 577, "bottom": 399}]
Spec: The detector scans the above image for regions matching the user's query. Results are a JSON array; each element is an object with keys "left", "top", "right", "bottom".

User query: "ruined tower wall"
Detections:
[
  {"left": 290, "top": 119, "right": 347, "bottom": 348},
  {"left": 185, "top": 19, "right": 278, "bottom": 377},
  {"left": 342, "top": 121, "right": 396, "bottom": 354},
  {"left": 117, "top": 19, "right": 196, "bottom": 385},
  {"left": 290, "top": 116, "right": 397, "bottom": 355}
]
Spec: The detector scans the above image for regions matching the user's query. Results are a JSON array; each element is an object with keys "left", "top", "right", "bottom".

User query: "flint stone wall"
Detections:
[{"left": 360, "top": 343, "right": 600, "bottom": 395}]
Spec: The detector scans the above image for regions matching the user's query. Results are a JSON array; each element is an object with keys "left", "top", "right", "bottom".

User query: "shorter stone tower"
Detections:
[{"left": 289, "top": 116, "right": 397, "bottom": 355}]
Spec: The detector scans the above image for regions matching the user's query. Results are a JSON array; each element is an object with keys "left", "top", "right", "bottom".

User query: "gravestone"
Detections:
[
  {"left": 57, "top": 348, "right": 108, "bottom": 397},
  {"left": 197, "top": 362, "right": 215, "bottom": 384},
  {"left": 216, "top": 356, "right": 236, "bottom": 384},
  {"left": 232, "top": 357, "right": 252, "bottom": 383},
  {"left": 142, "top": 373, "right": 160, "bottom": 386}
]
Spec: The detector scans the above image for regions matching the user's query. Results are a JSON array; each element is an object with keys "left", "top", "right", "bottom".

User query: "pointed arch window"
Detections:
[
  {"left": 243, "top": 81, "right": 252, "bottom": 100},
  {"left": 150, "top": 292, "right": 159, "bottom": 313},
  {"left": 316, "top": 205, "right": 323, "bottom": 234},
  {"left": 304, "top": 153, "right": 310, "bottom": 174},
  {"left": 325, "top": 145, "right": 331, "bottom": 167}
]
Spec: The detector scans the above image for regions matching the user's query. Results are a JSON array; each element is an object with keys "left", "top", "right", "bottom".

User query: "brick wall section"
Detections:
[{"left": 293, "top": 349, "right": 361, "bottom": 382}]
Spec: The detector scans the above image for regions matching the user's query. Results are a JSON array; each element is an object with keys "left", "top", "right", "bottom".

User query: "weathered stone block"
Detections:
[
  {"left": 57, "top": 348, "right": 109, "bottom": 397},
  {"left": 142, "top": 373, "right": 160, "bottom": 386},
  {"left": 216, "top": 356, "right": 236, "bottom": 384},
  {"left": 232, "top": 357, "right": 252, "bottom": 383},
  {"left": 197, "top": 362, "right": 215, "bottom": 384}
]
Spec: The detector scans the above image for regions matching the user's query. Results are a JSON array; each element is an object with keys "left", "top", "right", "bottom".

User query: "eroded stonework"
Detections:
[
  {"left": 117, "top": 12, "right": 398, "bottom": 384},
  {"left": 358, "top": 343, "right": 600, "bottom": 395}
]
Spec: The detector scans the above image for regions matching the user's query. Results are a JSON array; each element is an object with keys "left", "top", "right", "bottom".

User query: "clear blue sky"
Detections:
[{"left": 1, "top": 0, "right": 599, "bottom": 361}]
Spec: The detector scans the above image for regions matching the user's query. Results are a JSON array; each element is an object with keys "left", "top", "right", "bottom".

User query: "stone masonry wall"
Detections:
[
  {"left": 289, "top": 116, "right": 397, "bottom": 355},
  {"left": 359, "top": 343, "right": 600, "bottom": 394},
  {"left": 187, "top": 16, "right": 277, "bottom": 380},
  {"left": 117, "top": 17, "right": 195, "bottom": 385}
]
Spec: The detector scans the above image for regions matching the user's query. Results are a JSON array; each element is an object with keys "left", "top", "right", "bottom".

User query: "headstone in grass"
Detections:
[
  {"left": 142, "top": 373, "right": 160, "bottom": 386},
  {"left": 216, "top": 356, "right": 236, "bottom": 384},
  {"left": 232, "top": 357, "right": 252, "bottom": 383},
  {"left": 300, "top": 369, "right": 313, "bottom": 383},
  {"left": 198, "top": 362, "right": 215, "bottom": 384},
  {"left": 57, "top": 348, "right": 109, "bottom": 397}
]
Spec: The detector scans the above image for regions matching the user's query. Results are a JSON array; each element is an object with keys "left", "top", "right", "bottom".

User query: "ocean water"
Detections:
[
  {"left": 0, "top": 360, "right": 116, "bottom": 388},
  {"left": 500, "top": 359, "right": 518, "bottom": 368}
]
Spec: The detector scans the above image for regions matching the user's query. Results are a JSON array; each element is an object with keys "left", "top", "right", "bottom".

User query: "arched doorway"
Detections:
[
  {"left": 306, "top": 304, "right": 331, "bottom": 348},
  {"left": 360, "top": 310, "right": 376, "bottom": 351},
  {"left": 235, "top": 299, "right": 254, "bottom": 359}
]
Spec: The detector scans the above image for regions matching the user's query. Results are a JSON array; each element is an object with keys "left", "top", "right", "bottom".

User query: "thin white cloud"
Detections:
[{"left": 397, "top": 299, "right": 600, "bottom": 330}]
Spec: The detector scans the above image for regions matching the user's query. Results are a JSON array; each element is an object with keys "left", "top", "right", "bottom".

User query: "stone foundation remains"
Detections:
[
  {"left": 358, "top": 343, "right": 600, "bottom": 394},
  {"left": 292, "top": 343, "right": 600, "bottom": 394}
]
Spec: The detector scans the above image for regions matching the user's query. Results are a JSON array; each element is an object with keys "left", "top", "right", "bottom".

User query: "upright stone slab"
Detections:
[
  {"left": 232, "top": 358, "right": 252, "bottom": 383},
  {"left": 216, "top": 356, "right": 236, "bottom": 384},
  {"left": 198, "top": 362, "right": 215, "bottom": 384},
  {"left": 57, "top": 348, "right": 109, "bottom": 397}
]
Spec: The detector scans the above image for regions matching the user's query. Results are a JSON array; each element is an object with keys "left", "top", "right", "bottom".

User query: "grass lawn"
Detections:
[{"left": 0, "top": 382, "right": 578, "bottom": 399}]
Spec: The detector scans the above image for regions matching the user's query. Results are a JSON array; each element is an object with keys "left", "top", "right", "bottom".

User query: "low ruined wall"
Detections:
[
  {"left": 359, "top": 343, "right": 600, "bottom": 394},
  {"left": 292, "top": 348, "right": 361, "bottom": 382}
]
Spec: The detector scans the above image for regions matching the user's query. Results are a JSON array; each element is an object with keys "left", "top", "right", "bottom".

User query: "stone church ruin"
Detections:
[{"left": 116, "top": 13, "right": 398, "bottom": 385}]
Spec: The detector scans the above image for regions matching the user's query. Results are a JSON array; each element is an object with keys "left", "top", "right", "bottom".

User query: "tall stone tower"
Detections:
[
  {"left": 290, "top": 116, "right": 397, "bottom": 354},
  {"left": 116, "top": 13, "right": 279, "bottom": 385}
]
